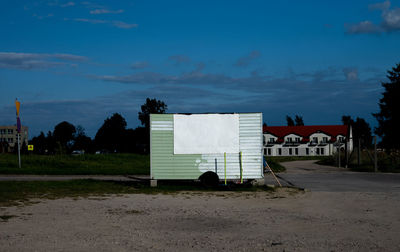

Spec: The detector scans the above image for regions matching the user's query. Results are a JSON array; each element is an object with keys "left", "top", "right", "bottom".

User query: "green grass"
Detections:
[
  {"left": 0, "top": 180, "right": 275, "bottom": 207},
  {"left": 265, "top": 156, "right": 323, "bottom": 172},
  {"left": 0, "top": 153, "right": 149, "bottom": 175}
]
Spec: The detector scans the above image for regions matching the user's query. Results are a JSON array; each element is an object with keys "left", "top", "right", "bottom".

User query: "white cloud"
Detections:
[
  {"left": 0, "top": 52, "right": 88, "bottom": 69},
  {"left": 112, "top": 21, "right": 138, "bottom": 29},
  {"left": 90, "top": 9, "right": 124, "bottom": 14},
  {"left": 345, "top": 21, "right": 382, "bottom": 34},
  {"left": 61, "top": 1, "right": 75, "bottom": 7},
  {"left": 66, "top": 18, "right": 137, "bottom": 29},
  {"left": 346, "top": 1, "right": 400, "bottom": 34},
  {"left": 369, "top": 1, "right": 391, "bottom": 11},
  {"left": 234, "top": 51, "right": 261, "bottom": 67},
  {"left": 131, "top": 61, "right": 149, "bottom": 69},
  {"left": 382, "top": 8, "right": 400, "bottom": 30},
  {"left": 343, "top": 68, "right": 359, "bottom": 81}
]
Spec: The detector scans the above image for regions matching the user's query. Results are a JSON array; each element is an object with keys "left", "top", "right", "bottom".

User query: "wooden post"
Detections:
[
  {"left": 338, "top": 145, "right": 341, "bottom": 168},
  {"left": 357, "top": 138, "right": 361, "bottom": 167},
  {"left": 374, "top": 136, "right": 378, "bottom": 172},
  {"left": 239, "top": 152, "right": 243, "bottom": 184}
]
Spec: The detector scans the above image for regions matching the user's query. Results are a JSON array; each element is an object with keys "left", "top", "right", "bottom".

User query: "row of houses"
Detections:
[{"left": 263, "top": 125, "right": 352, "bottom": 156}]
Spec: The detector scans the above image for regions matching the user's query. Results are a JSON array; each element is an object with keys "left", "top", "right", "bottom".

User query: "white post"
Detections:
[{"left": 17, "top": 133, "right": 21, "bottom": 168}]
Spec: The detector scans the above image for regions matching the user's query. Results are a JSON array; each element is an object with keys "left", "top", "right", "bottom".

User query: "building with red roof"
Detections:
[{"left": 263, "top": 125, "right": 352, "bottom": 156}]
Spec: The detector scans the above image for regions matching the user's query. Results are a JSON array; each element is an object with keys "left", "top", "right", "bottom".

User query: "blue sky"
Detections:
[{"left": 1, "top": 0, "right": 399, "bottom": 138}]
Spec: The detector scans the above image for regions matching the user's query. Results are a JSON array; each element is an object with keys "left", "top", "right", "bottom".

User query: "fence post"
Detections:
[
  {"left": 374, "top": 136, "right": 378, "bottom": 172},
  {"left": 357, "top": 138, "right": 361, "bottom": 167}
]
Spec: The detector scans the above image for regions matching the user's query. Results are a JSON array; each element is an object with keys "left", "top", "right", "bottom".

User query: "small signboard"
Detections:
[{"left": 28, "top": 145, "right": 34, "bottom": 151}]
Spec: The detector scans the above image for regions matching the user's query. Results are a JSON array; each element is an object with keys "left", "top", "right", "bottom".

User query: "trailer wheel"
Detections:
[{"left": 199, "top": 171, "right": 219, "bottom": 187}]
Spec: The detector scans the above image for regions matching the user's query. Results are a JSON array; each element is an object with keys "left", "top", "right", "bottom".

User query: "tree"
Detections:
[
  {"left": 373, "top": 63, "right": 400, "bottom": 150},
  {"left": 138, "top": 98, "right": 168, "bottom": 130},
  {"left": 72, "top": 125, "right": 92, "bottom": 152},
  {"left": 31, "top": 131, "right": 47, "bottom": 154},
  {"left": 295, "top": 115, "right": 304, "bottom": 126},
  {"left": 53, "top": 121, "right": 76, "bottom": 153},
  {"left": 286, "top": 115, "right": 294, "bottom": 126},
  {"left": 342, "top": 115, "right": 372, "bottom": 148},
  {"left": 95, "top": 113, "right": 127, "bottom": 152}
]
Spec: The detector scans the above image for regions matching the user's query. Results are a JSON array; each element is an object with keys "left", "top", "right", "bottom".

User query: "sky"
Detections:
[{"left": 1, "top": 0, "right": 399, "bottom": 138}]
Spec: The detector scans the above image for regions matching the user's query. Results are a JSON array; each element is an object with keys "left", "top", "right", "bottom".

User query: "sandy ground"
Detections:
[{"left": 1, "top": 188, "right": 400, "bottom": 251}]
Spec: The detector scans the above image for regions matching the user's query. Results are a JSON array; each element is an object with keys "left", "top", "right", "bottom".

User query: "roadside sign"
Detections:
[{"left": 28, "top": 145, "right": 34, "bottom": 151}]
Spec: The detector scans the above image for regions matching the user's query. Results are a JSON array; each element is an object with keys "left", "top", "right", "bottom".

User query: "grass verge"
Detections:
[
  {"left": 0, "top": 179, "right": 274, "bottom": 207},
  {"left": 0, "top": 153, "right": 149, "bottom": 175}
]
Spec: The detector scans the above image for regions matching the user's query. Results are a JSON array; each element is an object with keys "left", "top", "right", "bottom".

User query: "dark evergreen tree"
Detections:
[
  {"left": 373, "top": 63, "right": 400, "bottom": 150},
  {"left": 286, "top": 115, "right": 295, "bottom": 126},
  {"left": 295, "top": 115, "right": 304, "bottom": 126}
]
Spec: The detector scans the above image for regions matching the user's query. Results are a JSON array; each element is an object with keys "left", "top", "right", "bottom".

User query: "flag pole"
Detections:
[
  {"left": 15, "top": 99, "right": 21, "bottom": 168},
  {"left": 17, "top": 133, "right": 21, "bottom": 168}
]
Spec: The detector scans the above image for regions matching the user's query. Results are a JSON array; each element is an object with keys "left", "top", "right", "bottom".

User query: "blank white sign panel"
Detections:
[{"left": 174, "top": 114, "right": 239, "bottom": 154}]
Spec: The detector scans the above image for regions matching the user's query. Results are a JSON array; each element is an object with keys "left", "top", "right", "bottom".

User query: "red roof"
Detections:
[{"left": 263, "top": 125, "right": 348, "bottom": 138}]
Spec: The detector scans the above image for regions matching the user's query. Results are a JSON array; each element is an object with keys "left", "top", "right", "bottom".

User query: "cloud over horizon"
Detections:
[
  {"left": 234, "top": 51, "right": 261, "bottom": 67},
  {"left": 346, "top": 1, "right": 400, "bottom": 34},
  {"left": 0, "top": 52, "right": 88, "bottom": 69}
]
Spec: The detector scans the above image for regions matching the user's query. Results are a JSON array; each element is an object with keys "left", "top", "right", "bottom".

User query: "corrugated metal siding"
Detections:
[
  {"left": 150, "top": 113, "right": 263, "bottom": 180},
  {"left": 239, "top": 113, "right": 263, "bottom": 178}
]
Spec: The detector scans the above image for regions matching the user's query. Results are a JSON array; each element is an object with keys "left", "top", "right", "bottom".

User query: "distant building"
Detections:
[
  {"left": 0, "top": 125, "right": 28, "bottom": 153},
  {"left": 263, "top": 125, "right": 352, "bottom": 156}
]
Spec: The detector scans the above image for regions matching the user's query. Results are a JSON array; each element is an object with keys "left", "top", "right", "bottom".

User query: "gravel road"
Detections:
[{"left": 1, "top": 161, "right": 400, "bottom": 251}]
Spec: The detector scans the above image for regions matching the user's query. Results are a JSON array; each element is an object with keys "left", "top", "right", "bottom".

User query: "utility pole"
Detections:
[{"left": 374, "top": 136, "right": 378, "bottom": 172}]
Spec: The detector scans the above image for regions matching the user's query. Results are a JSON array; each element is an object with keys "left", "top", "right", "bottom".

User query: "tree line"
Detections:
[
  {"left": 30, "top": 98, "right": 167, "bottom": 154},
  {"left": 29, "top": 63, "right": 399, "bottom": 154}
]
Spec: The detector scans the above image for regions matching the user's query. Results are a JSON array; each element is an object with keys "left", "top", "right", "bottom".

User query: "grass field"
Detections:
[
  {"left": 0, "top": 154, "right": 149, "bottom": 175},
  {"left": 0, "top": 180, "right": 274, "bottom": 207}
]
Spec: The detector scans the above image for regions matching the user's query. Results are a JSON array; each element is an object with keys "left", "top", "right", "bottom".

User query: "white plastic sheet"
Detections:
[{"left": 173, "top": 114, "right": 239, "bottom": 154}]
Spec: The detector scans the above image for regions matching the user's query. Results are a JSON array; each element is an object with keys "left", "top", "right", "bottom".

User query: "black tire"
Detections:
[{"left": 199, "top": 171, "right": 219, "bottom": 187}]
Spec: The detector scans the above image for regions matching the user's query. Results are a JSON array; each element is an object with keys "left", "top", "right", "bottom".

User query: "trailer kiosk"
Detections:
[{"left": 150, "top": 113, "right": 264, "bottom": 186}]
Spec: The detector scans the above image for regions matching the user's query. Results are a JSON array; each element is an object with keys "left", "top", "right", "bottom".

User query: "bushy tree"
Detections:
[
  {"left": 95, "top": 113, "right": 127, "bottom": 152},
  {"left": 138, "top": 98, "right": 168, "bottom": 130},
  {"left": 31, "top": 131, "right": 47, "bottom": 154},
  {"left": 72, "top": 125, "right": 92, "bottom": 152},
  {"left": 373, "top": 63, "right": 400, "bottom": 150},
  {"left": 53, "top": 121, "right": 76, "bottom": 152}
]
